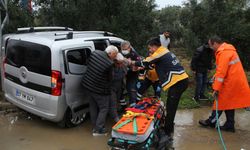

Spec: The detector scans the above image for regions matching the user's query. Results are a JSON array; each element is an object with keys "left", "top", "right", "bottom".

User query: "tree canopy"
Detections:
[{"left": 3, "top": 0, "right": 250, "bottom": 69}]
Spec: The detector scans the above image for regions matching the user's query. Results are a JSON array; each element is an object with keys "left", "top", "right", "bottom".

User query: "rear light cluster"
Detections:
[{"left": 51, "top": 70, "right": 62, "bottom": 96}]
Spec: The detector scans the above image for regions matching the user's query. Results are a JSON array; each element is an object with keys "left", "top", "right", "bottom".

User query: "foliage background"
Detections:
[{"left": 4, "top": 0, "right": 250, "bottom": 69}]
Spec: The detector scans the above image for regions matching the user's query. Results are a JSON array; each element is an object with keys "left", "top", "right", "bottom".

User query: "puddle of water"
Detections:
[{"left": 0, "top": 107, "right": 249, "bottom": 150}]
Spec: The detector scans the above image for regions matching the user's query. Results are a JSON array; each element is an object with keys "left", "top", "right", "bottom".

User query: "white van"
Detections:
[{"left": 1, "top": 27, "right": 124, "bottom": 127}]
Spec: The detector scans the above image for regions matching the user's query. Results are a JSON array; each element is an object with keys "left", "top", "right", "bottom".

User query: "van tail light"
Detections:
[
  {"left": 3, "top": 57, "right": 6, "bottom": 78},
  {"left": 51, "top": 70, "right": 62, "bottom": 96}
]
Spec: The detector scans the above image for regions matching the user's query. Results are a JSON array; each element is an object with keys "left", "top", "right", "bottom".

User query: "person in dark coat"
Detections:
[
  {"left": 191, "top": 43, "right": 213, "bottom": 101},
  {"left": 82, "top": 45, "right": 118, "bottom": 136}
]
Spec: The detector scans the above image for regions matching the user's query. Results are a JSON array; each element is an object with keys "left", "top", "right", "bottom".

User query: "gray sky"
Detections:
[{"left": 155, "top": 0, "right": 186, "bottom": 9}]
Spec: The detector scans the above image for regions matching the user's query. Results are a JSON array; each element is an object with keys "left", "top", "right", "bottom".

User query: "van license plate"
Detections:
[{"left": 16, "top": 89, "right": 35, "bottom": 104}]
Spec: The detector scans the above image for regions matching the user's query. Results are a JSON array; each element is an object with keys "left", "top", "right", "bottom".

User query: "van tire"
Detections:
[{"left": 59, "top": 108, "right": 87, "bottom": 128}]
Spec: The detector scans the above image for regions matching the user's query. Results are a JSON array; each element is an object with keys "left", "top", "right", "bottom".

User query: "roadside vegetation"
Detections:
[
  {"left": 5, "top": 0, "right": 250, "bottom": 71},
  {"left": 2, "top": 0, "right": 250, "bottom": 109}
]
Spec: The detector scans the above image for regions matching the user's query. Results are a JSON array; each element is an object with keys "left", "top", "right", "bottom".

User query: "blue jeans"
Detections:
[{"left": 195, "top": 72, "right": 207, "bottom": 98}]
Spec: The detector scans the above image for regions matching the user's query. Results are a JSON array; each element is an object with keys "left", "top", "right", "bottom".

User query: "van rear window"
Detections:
[{"left": 6, "top": 39, "right": 51, "bottom": 76}]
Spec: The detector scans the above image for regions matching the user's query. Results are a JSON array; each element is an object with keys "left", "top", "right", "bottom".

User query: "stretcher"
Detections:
[{"left": 108, "top": 97, "right": 165, "bottom": 150}]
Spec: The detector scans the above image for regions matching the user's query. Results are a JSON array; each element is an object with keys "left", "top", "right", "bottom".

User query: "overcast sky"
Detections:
[{"left": 155, "top": 0, "right": 186, "bottom": 9}]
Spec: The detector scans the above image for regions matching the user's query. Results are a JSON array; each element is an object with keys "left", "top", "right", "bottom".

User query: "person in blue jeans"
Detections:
[{"left": 191, "top": 43, "right": 213, "bottom": 101}]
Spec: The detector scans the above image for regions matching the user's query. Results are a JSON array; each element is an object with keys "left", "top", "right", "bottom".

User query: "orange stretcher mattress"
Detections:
[{"left": 112, "top": 97, "right": 163, "bottom": 141}]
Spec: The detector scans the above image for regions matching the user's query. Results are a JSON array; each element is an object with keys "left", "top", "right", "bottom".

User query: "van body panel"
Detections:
[
  {"left": 1, "top": 29, "right": 123, "bottom": 125},
  {"left": 4, "top": 79, "right": 66, "bottom": 121}
]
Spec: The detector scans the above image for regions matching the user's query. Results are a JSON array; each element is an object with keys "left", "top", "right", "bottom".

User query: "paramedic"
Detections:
[{"left": 129, "top": 37, "right": 189, "bottom": 138}]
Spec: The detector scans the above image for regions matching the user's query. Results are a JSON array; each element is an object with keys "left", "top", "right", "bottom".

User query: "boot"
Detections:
[{"left": 199, "top": 119, "right": 216, "bottom": 128}]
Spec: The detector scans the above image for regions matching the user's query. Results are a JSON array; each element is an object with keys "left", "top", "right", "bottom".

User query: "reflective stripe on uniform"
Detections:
[
  {"left": 162, "top": 70, "right": 185, "bottom": 87},
  {"left": 217, "top": 77, "right": 224, "bottom": 82},
  {"left": 120, "top": 99, "right": 127, "bottom": 106},
  {"left": 229, "top": 57, "right": 240, "bottom": 65},
  {"left": 137, "top": 93, "right": 142, "bottom": 101},
  {"left": 137, "top": 92, "right": 142, "bottom": 97}
]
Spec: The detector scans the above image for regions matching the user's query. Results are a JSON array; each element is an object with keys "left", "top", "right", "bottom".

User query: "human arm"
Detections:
[{"left": 212, "top": 52, "right": 232, "bottom": 91}]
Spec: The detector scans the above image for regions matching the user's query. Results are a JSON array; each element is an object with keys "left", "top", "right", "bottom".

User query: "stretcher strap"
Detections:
[
  {"left": 123, "top": 111, "right": 153, "bottom": 119},
  {"left": 125, "top": 107, "right": 145, "bottom": 113},
  {"left": 113, "top": 118, "right": 138, "bottom": 134},
  {"left": 113, "top": 119, "right": 132, "bottom": 131},
  {"left": 133, "top": 118, "right": 138, "bottom": 135},
  {"left": 134, "top": 102, "right": 152, "bottom": 110}
]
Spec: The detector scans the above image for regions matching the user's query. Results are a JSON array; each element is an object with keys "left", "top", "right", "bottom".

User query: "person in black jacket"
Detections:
[
  {"left": 191, "top": 43, "right": 213, "bottom": 101},
  {"left": 82, "top": 45, "right": 118, "bottom": 136}
]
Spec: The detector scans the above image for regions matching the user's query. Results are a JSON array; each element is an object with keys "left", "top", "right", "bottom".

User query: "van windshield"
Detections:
[{"left": 6, "top": 39, "right": 51, "bottom": 76}]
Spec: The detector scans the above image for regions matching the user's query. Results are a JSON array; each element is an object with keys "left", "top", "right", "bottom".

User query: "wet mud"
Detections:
[{"left": 0, "top": 107, "right": 250, "bottom": 150}]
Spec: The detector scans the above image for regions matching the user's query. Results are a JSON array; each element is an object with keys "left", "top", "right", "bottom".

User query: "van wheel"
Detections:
[{"left": 59, "top": 108, "right": 87, "bottom": 128}]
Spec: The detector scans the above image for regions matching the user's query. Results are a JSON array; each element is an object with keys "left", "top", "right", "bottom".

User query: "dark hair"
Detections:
[
  {"left": 147, "top": 37, "right": 161, "bottom": 47},
  {"left": 209, "top": 35, "right": 223, "bottom": 44}
]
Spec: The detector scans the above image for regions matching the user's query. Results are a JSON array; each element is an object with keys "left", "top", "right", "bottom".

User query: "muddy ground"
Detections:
[{"left": 0, "top": 106, "right": 250, "bottom": 150}]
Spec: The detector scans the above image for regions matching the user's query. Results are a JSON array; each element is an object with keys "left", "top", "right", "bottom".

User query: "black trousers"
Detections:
[
  {"left": 165, "top": 78, "right": 189, "bottom": 135},
  {"left": 208, "top": 109, "right": 235, "bottom": 127}
]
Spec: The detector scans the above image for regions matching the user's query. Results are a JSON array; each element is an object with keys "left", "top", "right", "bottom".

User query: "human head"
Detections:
[
  {"left": 163, "top": 31, "right": 170, "bottom": 38},
  {"left": 114, "top": 53, "right": 125, "bottom": 66},
  {"left": 120, "top": 40, "right": 132, "bottom": 55},
  {"left": 105, "top": 45, "right": 119, "bottom": 60},
  {"left": 208, "top": 36, "right": 223, "bottom": 51},
  {"left": 147, "top": 37, "right": 161, "bottom": 53},
  {"left": 115, "top": 53, "right": 124, "bottom": 62}
]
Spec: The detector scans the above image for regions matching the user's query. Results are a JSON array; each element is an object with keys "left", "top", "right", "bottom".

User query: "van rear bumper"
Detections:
[{"left": 4, "top": 79, "right": 67, "bottom": 122}]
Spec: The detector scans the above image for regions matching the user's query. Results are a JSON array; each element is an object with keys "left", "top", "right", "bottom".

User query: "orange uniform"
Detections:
[{"left": 212, "top": 43, "right": 250, "bottom": 110}]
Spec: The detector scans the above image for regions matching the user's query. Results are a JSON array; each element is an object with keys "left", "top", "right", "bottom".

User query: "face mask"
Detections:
[{"left": 121, "top": 50, "right": 130, "bottom": 55}]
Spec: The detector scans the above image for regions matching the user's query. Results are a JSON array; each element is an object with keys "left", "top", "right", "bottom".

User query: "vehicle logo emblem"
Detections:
[
  {"left": 19, "top": 66, "right": 28, "bottom": 84},
  {"left": 21, "top": 71, "right": 26, "bottom": 79}
]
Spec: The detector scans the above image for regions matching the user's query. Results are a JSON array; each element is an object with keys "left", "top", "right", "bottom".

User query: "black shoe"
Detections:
[
  {"left": 199, "top": 119, "right": 215, "bottom": 128},
  {"left": 92, "top": 128, "right": 108, "bottom": 136},
  {"left": 199, "top": 95, "right": 208, "bottom": 100},
  {"left": 219, "top": 125, "right": 235, "bottom": 133}
]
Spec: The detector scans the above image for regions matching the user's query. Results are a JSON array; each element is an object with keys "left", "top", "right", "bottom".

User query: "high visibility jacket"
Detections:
[
  {"left": 212, "top": 43, "right": 250, "bottom": 110},
  {"left": 135, "top": 46, "right": 188, "bottom": 91},
  {"left": 145, "top": 64, "right": 159, "bottom": 82},
  {"left": 146, "top": 65, "right": 159, "bottom": 82}
]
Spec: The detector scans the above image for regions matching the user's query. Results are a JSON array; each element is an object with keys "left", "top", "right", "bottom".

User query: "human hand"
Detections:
[
  {"left": 124, "top": 58, "right": 132, "bottom": 66},
  {"left": 212, "top": 90, "right": 219, "bottom": 100}
]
